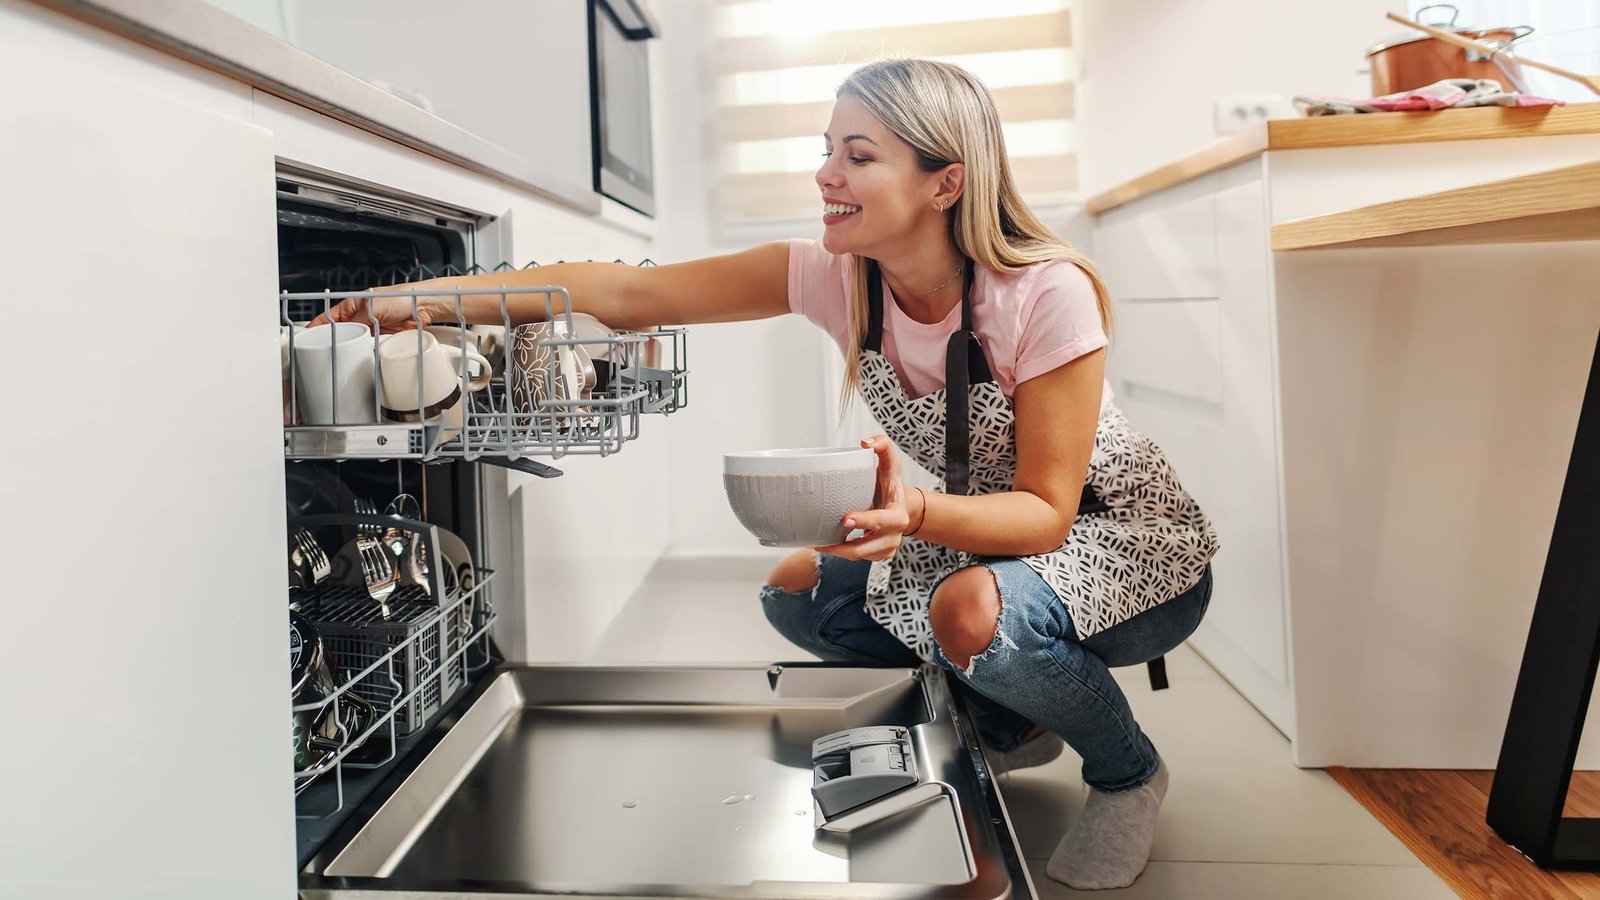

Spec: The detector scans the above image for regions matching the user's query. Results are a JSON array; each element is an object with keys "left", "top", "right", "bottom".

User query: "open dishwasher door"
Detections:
[{"left": 300, "top": 664, "right": 1034, "bottom": 899}]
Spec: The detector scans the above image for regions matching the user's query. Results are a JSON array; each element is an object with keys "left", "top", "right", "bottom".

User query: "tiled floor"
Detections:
[{"left": 591, "top": 556, "right": 1453, "bottom": 898}]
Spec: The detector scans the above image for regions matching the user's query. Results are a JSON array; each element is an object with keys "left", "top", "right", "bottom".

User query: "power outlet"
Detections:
[{"left": 1213, "top": 93, "right": 1293, "bottom": 135}]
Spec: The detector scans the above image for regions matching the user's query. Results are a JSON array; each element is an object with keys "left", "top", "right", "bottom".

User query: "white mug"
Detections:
[
  {"left": 377, "top": 330, "right": 492, "bottom": 439},
  {"left": 279, "top": 325, "right": 307, "bottom": 424},
  {"left": 293, "top": 322, "right": 377, "bottom": 425},
  {"left": 422, "top": 325, "right": 496, "bottom": 390},
  {"left": 562, "top": 312, "right": 616, "bottom": 360}
]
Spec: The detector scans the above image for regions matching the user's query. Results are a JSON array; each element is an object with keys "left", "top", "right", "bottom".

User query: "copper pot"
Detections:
[{"left": 1367, "top": 4, "right": 1532, "bottom": 95}]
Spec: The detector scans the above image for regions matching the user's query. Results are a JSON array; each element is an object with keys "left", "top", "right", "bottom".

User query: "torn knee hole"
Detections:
[
  {"left": 930, "top": 567, "right": 1004, "bottom": 672},
  {"left": 766, "top": 550, "right": 821, "bottom": 594}
]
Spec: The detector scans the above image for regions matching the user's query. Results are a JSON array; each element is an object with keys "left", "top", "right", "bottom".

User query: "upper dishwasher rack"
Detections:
[{"left": 280, "top": 265, "right": 687, "bottom": 464}]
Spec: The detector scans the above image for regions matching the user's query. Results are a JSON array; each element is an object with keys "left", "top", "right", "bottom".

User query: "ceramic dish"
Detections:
[{"left": 723, "top": 447, "right": 877, "bottom": 547}]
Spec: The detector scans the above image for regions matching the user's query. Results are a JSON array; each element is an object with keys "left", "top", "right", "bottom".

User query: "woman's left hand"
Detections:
[{"left": 814, "top": 434, "right": 912, "bottom": 562}]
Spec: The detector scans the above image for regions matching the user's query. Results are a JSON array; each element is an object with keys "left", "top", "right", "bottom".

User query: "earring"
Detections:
[{"left": 935, "top": 201, "right": 946, "bottom": 211}]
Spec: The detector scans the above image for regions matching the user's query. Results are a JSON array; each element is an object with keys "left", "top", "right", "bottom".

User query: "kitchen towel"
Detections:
[{"left": 1294, "top": 78, "right": 1562, "bottom": 116}]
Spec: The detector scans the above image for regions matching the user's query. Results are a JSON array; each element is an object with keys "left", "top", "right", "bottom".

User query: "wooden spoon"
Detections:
[{"left": 1385, "top": 11, "right": 1600, "bottom": 98}]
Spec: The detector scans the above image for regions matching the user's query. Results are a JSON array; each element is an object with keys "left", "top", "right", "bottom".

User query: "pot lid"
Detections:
[{"left": 1367, "top": 4, "right": 1533, "bottom": 56}]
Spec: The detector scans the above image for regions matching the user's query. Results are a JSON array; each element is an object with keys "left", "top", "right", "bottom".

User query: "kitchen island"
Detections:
[{"left": 1086, "top": 103, "right": 1600, "bottom": 768}]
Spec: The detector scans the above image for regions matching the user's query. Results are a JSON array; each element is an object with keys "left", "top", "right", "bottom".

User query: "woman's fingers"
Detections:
[
  {"left": 309, "top": 296, "right": 373, "bottom": 328},
  {"left": 860, "top": 434, "right": 905, "bottom": 509},
  {"left": 841, "top": 508, "right": 908, "bottom": 534},
  {"left": 306, "top": 295, "right": 430, "bottom": 331},
  {"left": 816, "top": 531, "right": 900, "bottom": 562}
]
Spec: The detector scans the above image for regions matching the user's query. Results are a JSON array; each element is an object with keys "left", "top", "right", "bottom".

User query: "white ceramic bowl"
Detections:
[{"left": 723, "top": 447, "right": 877, "bottom": 547}]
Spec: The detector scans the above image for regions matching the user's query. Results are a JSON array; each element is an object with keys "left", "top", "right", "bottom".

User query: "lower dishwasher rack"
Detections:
[{"left": 299, "top": 664, "right": 1034, "bottom": 899}]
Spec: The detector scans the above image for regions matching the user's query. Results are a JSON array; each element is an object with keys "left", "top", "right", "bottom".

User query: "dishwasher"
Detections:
[{"left": 276, "top": 168, "right": 1035, "bottom": 899}]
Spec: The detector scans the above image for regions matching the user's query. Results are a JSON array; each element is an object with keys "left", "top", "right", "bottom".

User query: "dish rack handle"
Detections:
[{"left": 289, "top": 513, "right": 447, "bottom": 605}]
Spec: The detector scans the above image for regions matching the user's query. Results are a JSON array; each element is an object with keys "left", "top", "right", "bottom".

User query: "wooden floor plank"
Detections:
[
  {"left": 1563, "top": 774, "right": 1600, "bottom": 819},
  {"left": 1332, "top": 767, "right": 1600, "bottom": 899},
  {"left": 1457, "top": 770, "right": 1600, "bottom": 818}
]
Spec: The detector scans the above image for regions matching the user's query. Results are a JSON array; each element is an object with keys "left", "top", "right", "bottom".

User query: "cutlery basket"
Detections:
[
  {"left": 290, "top": 514, "right": 478, "bottom": 736},
  {"left": 305, "top": 591, "right": 460, "bottom": 736}
]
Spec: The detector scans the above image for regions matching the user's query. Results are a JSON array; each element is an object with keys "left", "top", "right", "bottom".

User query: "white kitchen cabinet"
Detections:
[
  {"left": 268, "top": 0, "right": 595, "bottom": 195},
  {"left": 1095, "top": 161, "right": 1296, "bottom": 735},
  {"left": 1092, "top": 118, "right": 1600, "bottom": 767},
  {"left": 0, "top": 21, "right": 291, "bottom": 900},
  {"left": 1095, "top": 190, "right": 1219, "bottom": 300}
]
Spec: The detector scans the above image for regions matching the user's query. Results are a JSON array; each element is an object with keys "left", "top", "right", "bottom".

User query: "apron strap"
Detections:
[
  {"left": 1147, "top": 656, "right": 1170, "bottom": 691},
  {"left": 864, "top": 258, "right": 887, "bottom": 354},
  {"left": 861, "top": 257, "right": 990, "bottom": 496},
  {"left": 862, "top": 258, "right": 991, "bottom": 383},
  {"left": 945, "top": 262, "right": 981, "bottom": 495}
]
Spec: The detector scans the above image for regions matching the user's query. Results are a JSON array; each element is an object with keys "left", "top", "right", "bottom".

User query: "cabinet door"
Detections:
[
  {"left": 1096, "top": 193, "right": 1219, "bottom": 300},
  {"left": 1100, "top": 172, "right": 1294, "bottom": 734},
  {"left": 0, "top": 38, "right": 290, "bottom": 900},
  {"left": 225, "top": 0, "right": 595, "bottom": 194}
]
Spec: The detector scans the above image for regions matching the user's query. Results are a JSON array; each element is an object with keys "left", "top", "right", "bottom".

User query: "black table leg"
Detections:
[{"left": 1487, "top": 330, "right": 1600, "bottom": 868}]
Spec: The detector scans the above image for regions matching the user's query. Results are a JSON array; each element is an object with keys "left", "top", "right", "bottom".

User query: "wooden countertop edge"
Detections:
[
  {"left": 1085, "top": 103, "right": 1600, "bottom": 216},
  {"left": 1270, "top": 159, "right": 1600, "bottom": 250},
  {"left": 1083, "top": 125, "right": 1267, "bottom": 215}
]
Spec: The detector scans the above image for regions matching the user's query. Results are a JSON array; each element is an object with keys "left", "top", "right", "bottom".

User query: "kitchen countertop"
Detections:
[
  {"left": 30, "top": 0, "right": 603, "bottom": 216},
  {"left": 1086, "top": 103, "right": 1600, "bottom": 216},
  {"left": 1272, "top": 158, "right": 1600, "bottom": 250}
]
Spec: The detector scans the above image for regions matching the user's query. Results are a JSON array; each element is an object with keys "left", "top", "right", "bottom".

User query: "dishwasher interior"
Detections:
[
  {"left": 278, "top": 170, "right": 1033, "bottom": 898},
  {"left": 280, "top": 169, "right": 501, "bottom": 864}
]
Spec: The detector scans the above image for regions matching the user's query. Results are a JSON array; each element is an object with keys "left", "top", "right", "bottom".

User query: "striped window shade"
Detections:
[{"left": 707, "top": 0, "right": 1079, "bottom": 229}]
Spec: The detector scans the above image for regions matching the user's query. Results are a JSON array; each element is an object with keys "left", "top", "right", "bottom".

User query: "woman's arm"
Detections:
[
  {"left": 908, "top": 348, "right": 1105, "bottom": 557},
  {"left": 311, "top": 241, "right": 792, "bottom": 331}
]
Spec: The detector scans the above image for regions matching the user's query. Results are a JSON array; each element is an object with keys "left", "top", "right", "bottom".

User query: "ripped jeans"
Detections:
[{"left": 761, "top": 554, "right": 1213, "bottom": 793}]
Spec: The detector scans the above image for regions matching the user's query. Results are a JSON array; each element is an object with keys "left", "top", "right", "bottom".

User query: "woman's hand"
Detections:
[
  {"left": 306, "top": 279, "right": 458, "bottom": 333},
  {"left": 814, "top": 434, "right": 914, "bottom": 562}
]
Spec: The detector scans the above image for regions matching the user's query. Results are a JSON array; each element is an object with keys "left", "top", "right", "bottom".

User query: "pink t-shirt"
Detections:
[{"left": 787, "top": 239, "right": 1111, "bottom": 408}]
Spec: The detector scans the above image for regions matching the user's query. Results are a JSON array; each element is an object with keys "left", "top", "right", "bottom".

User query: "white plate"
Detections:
[{"left": 433, "top": 526, "right": 475, "bottom": 597}]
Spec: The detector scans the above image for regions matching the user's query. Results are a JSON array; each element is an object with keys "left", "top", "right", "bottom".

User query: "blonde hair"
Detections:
[{"left": 834, "top": 58, "right": 1113, "bottom": 416}]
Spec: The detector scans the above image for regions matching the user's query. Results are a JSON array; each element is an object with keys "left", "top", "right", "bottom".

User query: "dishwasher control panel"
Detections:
[{"left": 810, "top": 725, "right": 919, "bottom": 818}]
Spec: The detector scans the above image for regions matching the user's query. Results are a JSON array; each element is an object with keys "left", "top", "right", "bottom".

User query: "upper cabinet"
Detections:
[
  {"left": 51, "top": 0, "right": 602, "bottom": 212},
  {"left": 204, "top": 0, "right": 593, "bottom": 192}
]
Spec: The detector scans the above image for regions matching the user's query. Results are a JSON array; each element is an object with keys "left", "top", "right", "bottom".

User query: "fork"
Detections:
[
  {"left": 354, "top": 497, "right": 398, "bottom": 611},
  {"left": 356, "top": 530, "right": 398, "bottom": 619},
  {"left": 292, "top": 529, "right": 331, "bottom": 585},
  {"left": 354, "top": 497, "right": 380, "bottom": 534}
]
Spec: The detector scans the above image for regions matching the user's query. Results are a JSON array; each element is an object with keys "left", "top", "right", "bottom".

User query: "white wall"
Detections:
[
  {"left": 1076, "top": 0, "right": 1396, "bottom": 194},
  {"left": 652, "top": 0, "right": 836, "bottom": 561}
]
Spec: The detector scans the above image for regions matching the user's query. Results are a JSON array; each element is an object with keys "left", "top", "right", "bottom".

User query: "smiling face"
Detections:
[{"left": 816, "top": 94, "right": 949, "bottom": 257}]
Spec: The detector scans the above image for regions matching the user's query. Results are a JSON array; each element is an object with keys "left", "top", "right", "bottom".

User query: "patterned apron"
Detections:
[{"left": 856, "top": 258, "right": 1220, "bottom": 680}]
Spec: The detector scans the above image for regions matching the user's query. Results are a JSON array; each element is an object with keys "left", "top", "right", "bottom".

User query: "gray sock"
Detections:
[{"left": 1045, "top": 755, "right": 1169, "bottom": 890}]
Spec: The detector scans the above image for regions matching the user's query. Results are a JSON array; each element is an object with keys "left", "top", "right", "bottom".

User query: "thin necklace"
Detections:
[{"left": 922, "top": 261, "right": 965, "bottom": 295}]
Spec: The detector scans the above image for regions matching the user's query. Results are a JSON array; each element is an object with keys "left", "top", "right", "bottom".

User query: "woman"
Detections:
[{"left": 313, "top": 58, "right": 1218, "bottom": 890}]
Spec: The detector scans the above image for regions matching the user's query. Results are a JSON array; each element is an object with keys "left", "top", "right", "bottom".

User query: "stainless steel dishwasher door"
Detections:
[{"left": 301, "top": 664, "right": 1033, "bottom": 899}]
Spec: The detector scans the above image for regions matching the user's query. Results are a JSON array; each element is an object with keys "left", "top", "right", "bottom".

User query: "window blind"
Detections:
[{"left": 706, "top": 0, "right": 1078, "bottom": 227}]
